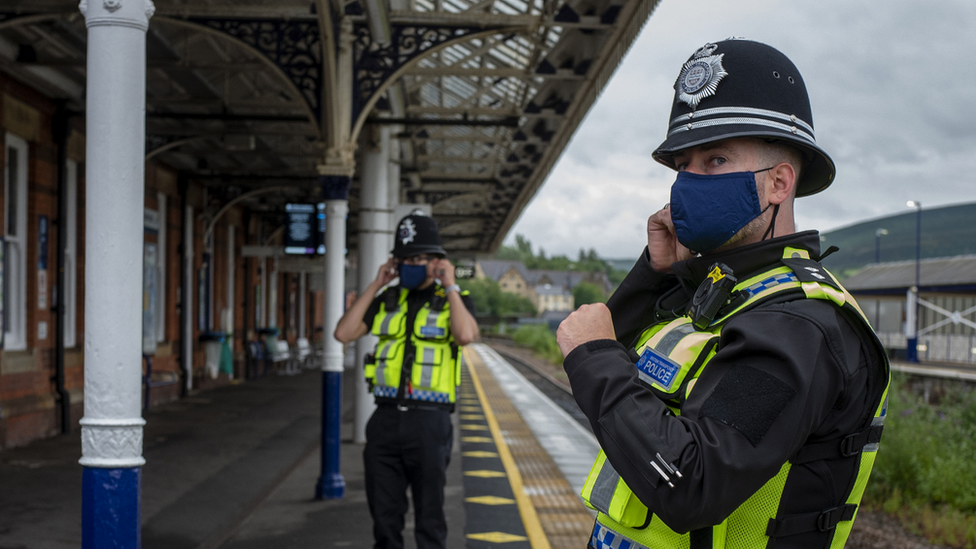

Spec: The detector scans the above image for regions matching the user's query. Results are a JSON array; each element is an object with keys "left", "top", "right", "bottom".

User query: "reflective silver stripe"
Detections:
[
  {"left": 420, "top": 348, "right": 436, "bottom": 387},
  {"left": 654, "top": 323, "right": 696, "bottom": 355},
  {"left": 589, "top": 461, "right": 620, "bottom": 516},
  {"left": 667, "top": 116, "right": 816, "bottom": 144},
  {"left": 670, "top": 106, "right": 815, "bottom": 136},
  {"left": 425, "top": 312, "right": 439, "bottom": 329},
  {"left": 864, "top": 413, "right": 886, "bottom": 452},
  {"left": 376, "top": 342, "right": 394, "bottom": 386},
  {"left": 379, "top": 310, "right": 396, "bottom": 335}
]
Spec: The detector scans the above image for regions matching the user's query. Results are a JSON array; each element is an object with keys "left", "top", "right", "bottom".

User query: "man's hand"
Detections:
[
  {"left": 647, "top": 204, "right": 694, "bottom": 272},
  {"left": 432, "top": 258, "right": 455, "bottom": 286},
  {"left": 374, "top": 257, "right": 398, "bottom": 287},
  {"left": 557, "top": 303, "right": 616, "bottom": 358}
]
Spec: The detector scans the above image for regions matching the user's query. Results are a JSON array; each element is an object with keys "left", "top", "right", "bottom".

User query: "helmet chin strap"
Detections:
[{"left": 761, "top": 203, "right": 781, "bottom": 241}]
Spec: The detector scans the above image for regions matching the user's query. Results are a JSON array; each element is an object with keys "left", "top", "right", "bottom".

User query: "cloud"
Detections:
[{"left": 506, "top": 0, "right": 976, "bottom": 258}]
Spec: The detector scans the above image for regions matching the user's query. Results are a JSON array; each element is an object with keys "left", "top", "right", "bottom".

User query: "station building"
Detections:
[{"left": 0, "top": 0, "right": 658, "bottom": 462}]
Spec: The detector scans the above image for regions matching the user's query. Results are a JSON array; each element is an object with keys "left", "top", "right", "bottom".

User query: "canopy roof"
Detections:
[{"left": 1, "top": 0, "right": 659, "bottom": 254}]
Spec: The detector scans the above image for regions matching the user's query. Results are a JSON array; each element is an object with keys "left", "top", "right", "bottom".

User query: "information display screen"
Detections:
[{"left": 285, "top": 203, "right": 318, "bottom": 255}]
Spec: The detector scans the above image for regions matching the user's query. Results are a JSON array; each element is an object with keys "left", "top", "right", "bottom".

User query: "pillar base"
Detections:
[
  {"left": 315, "top": 473, "right": 347, "bottom": 500},
  {"left": 82, "top": 467, "right": 141, "bottom": 549},
  {"left": 316, "top": 370, "right": 345, "bottom": 500}
]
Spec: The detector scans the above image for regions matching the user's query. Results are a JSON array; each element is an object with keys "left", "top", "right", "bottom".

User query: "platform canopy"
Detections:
[{"left": 0, "top": 0, "right": 659, "bottom": 255}]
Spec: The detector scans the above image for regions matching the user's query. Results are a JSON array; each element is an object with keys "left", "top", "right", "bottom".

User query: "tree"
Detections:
[
  {"left": 457, "top": 277, "right": 536, "bottom": 317},
  {"left": 573, "top": 281, "right": 606, "bottom": 306}
]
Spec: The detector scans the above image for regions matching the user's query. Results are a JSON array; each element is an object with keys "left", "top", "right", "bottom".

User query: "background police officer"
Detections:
[
  {"left": 557, "top": 39, "right": 889, "bottom": 549},
  {"left": 335, "top": 212, "right": 478, "bottom": 549}
]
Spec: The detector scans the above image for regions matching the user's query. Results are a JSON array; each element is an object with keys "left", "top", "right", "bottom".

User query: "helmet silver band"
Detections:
[
  {"left": 669, "top": 106, "right": 815, "bottom": 136},
  {"left": 667, "top": 116, "right": 816, "bottom": 144}
]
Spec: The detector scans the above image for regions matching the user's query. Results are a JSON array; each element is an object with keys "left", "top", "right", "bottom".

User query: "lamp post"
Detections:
[
  {"left": 906, "top": 200, "right": 922, "bottom": 362},
  {"left": 875, "top": 228, "right": 888, "bottom": 263}
]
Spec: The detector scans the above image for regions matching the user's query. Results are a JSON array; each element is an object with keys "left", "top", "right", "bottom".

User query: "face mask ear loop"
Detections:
[{"left": 762, "top": 203, "right": 781, "bottom": 241}]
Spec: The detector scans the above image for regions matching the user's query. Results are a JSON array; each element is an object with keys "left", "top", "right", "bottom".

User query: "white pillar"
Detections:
[
  {"left": 354, "top": 125, "right": 390, "bottom": 443},
  {"left": 226, "top": 224, "right": 235, "bottom": 374},
  {"left": 387, "top": 134, "right": 401, "bottom": 249},
  {"left": 79, "top": 0, "right": 154, "bottom": 544},
  {"left": 270, "top": 257, "right": 279, "bottom": 328},
  {"left": 183, "top": 204, "right": 194, "bottom": 391},
  {"left": 299, "top": 272, "right": 307, "bottom": 339},
  {"left": 260, "top": 259, "right": 268, "bottom": 327},
  {"left": 322, "top": 200, "right": 349, "bottom": 372}
]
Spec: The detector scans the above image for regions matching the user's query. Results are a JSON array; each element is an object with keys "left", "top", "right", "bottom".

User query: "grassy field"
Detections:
[
  {"left": 511, "top": 323, "right": 564, "bottom": 364},
  {"left": 863, "top": 372, "right": 976, "bottom": 547}
]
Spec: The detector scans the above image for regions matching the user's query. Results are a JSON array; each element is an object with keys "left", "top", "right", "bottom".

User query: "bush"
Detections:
[
  {"left": 511, "top": 323, "right": 563, "bottom": 364},
  {"left": 862, "top": 373, "right": 976, "bottom": 547}
]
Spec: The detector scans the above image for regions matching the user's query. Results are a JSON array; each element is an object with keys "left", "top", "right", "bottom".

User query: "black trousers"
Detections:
[{"left": 364, "top": 405, "right": 453, "bottom": 549}]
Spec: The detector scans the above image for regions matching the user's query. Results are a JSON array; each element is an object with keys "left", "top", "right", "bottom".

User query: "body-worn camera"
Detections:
[{"left": 689, "top": 263, "right": 738, "bottom": 330}]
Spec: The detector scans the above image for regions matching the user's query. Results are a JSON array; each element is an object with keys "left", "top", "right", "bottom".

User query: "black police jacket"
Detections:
[{"left": 563, "top": 230, "right": 888, "bottom": 535}]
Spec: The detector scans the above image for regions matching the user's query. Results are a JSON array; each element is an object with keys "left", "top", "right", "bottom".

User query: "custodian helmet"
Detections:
[
  {"left": 652, "top": 39, "right": 835, "bottom": 197},
  {"left": 392, "top": 211, "right": 447, "bottom": 258}
]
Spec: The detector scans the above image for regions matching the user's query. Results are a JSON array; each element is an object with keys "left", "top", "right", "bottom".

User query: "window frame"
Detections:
[{"left": 4, "top": 133, "right": 29, "bottom": 351}]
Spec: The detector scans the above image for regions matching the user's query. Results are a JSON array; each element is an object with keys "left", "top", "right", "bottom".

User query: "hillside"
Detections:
[{"left": 819, "top": 202, "right": 976, "bottom": 279}]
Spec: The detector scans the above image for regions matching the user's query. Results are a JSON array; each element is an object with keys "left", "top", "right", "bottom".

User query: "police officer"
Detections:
[
  {"left": 557, "top": 39, "right": 889, "bottom": 549},
  {"left": 335, "top": 212, "right": 479, "bottom": 549}
]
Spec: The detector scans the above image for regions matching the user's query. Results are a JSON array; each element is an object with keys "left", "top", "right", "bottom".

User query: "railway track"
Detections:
[{"left": 485, "top": 343, "right": 593, "bottom": 431}]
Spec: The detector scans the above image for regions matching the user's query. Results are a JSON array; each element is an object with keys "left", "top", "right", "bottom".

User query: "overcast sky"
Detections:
[{"left": 504, "top": 0, "right": 976, "bottom": 260}]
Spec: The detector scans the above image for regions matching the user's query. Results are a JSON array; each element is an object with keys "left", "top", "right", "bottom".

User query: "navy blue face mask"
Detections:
[
  {"left": 398, "top": 263, "right": 429, "bottom": 289},
  {"left": 669, "top": 169, "right": 772, "bottom": 254}
]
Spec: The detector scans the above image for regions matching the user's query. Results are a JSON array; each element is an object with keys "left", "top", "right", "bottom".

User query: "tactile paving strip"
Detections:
[{"left": 464, "top": 348, "right": 595, "bottom": 549}]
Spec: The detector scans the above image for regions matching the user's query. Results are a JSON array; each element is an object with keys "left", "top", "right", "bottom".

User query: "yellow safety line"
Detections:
[{"left": 463, "top": 346, "right": 552, "bottom": 549}]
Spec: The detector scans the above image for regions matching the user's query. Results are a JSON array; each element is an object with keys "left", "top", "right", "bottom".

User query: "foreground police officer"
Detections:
[
  {"left": 557, "top": 39, "right": 889, "bottom": 549},
  {"left": 335, "top": 212, "right": 479, "bottom": 549}
]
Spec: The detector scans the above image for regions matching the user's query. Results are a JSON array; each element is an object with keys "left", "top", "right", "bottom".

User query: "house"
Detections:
[{"left": 475, "top": 259, "right": 612, "bottom": 315}]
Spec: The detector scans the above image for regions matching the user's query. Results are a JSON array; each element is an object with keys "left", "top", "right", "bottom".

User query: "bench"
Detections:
[
  {"left": 142, "top": 354, "right": 181, "bottom": 411},
  {"left": 295, "top": 337, "right": 314, "bottom": 370}
]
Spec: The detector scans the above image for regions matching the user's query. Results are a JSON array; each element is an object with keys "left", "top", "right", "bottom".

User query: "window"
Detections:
[
  {"left": 4, "top": 133, "right": 28, "bottom": 351},
  {"left": 63, "top": 159, "right": 78, "bottom": 348}
]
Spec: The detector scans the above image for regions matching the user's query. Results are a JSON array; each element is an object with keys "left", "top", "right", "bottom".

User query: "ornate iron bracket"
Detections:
[
  {"left": 186, "top": 17, "right": 323, "bottom": 127},
  {"left": 352, "top": 23, "right": 496, "bottom": 123}
]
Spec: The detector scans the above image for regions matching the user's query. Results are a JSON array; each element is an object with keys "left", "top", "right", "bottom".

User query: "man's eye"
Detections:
[{"left": 709, "top": 157, "right": 727, "bottom": 166}]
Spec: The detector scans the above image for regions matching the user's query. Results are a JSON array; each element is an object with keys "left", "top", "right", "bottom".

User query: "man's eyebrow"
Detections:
[{"left": 674, "top": 142, "right": 735, "bottom": 159}]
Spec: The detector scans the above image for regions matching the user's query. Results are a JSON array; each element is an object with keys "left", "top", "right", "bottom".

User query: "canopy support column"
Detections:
[{"left": 79, "top": 0, "right": 154, "bottom": 546}]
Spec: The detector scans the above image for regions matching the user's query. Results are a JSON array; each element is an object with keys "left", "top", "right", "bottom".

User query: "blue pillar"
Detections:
[
  {"left": 316, "top": 174, "right": 350, "bottom": 500},
  {"left": 316, "top": 369, "right": 345, "bottom": 499}
]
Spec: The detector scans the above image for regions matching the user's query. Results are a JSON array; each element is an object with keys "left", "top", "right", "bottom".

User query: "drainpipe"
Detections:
[
  {"left": 78, "top": 0, "right": 154, "bottom": 546},
  {"left": 53, "top": 102, "right": 71, "bottom": 434}
]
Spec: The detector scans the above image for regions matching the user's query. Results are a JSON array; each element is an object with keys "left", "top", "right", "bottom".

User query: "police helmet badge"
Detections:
[
  {"left": 399, "top": 218, "right": 417, "bottom": 245},
  {"left": 676, "top": 42, "right": 728, "bottom": 110}
]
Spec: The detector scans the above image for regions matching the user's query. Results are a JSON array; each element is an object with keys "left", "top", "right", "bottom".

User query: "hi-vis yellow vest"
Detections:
[
  {"left": 581, "top": 247, "right": 890, "bottom": 549},
  {"left": 363, "top": 286, "right": 464, "bottom": 404}
]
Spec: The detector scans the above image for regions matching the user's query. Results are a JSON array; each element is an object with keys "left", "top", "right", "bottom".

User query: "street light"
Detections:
[
  {"left": 875, "top": 228, "right": 888, "bottom": 263},
  {"left": 906, "top": 200, "right": 922, "bottom": 362}
]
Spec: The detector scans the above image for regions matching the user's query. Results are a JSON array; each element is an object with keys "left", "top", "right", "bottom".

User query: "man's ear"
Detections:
[{"left": 767, "top": 162, "right": 796, "bottom": 205}]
